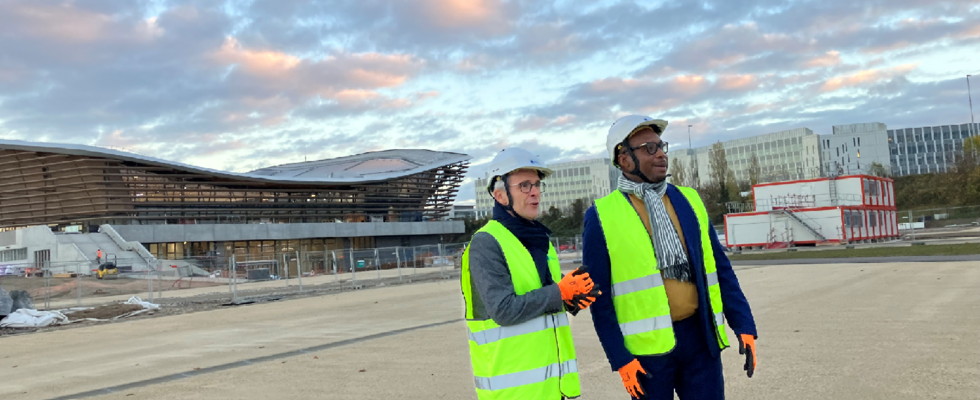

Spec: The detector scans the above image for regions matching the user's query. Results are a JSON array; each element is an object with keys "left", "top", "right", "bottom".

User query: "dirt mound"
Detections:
[{"left": 67, "top": 304, "right": 144, "bottom": 320}]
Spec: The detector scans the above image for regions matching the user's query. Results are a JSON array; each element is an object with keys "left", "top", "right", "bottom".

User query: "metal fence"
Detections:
[
  {"left": 0, "top": 260, "right": 163, "bottom": 311},
  {"left": 899, "top": 205, "right": 980, "bottom": 228},
  {"left": 0, "top": 237, "right": 602, "bottom": 311},
  {"left": 220, "top": 243, "right": 470, "bottom": 303}
]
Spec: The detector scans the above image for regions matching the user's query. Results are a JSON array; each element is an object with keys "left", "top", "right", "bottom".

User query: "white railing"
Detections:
[{"left": 100, "top": 224, "right": 158, "bottom": 266}]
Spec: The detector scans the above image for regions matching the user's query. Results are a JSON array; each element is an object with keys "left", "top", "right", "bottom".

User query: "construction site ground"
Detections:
[{"left": 2, "top": 259, "right": 978, "bottom": 400}]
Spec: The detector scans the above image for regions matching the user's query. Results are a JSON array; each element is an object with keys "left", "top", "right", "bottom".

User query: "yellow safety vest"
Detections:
[
  {"left": 460, "top": 220, "right": 581, "bottom": 399},
  {"left": 594, "top": 187, "right": 730, "bottom": 355}
]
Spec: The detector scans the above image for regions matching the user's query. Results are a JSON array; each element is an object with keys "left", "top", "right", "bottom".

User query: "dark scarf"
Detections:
[{"left": 492, "top": 202, "right": 554, "bottom": 286}]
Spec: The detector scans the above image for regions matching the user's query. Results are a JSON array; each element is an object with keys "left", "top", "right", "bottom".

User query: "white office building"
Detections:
[
  {"left": 818, "top": 123, "right": 892, "bottom": 177},
  {"left": 474, "top": 158, "right": 618, "bottom": 218},
  {"left": 668, "top": 127, "right": 822, "bottom": 187}
]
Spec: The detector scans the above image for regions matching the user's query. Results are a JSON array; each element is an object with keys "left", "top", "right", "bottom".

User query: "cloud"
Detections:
[
  {"left": 820, "top": 64, "right": 917, "bottom": 93},
  {"left": 1, "top": 0, "right": 979, "bottom": 206}
]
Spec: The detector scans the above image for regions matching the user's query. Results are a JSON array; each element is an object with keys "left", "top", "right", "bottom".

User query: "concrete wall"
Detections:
[
  {"left": 0, "top": 226, "right": 88, "bottom": 273},
  {"left": 113, "top": 221, "right": 464, "bottom": 244}
]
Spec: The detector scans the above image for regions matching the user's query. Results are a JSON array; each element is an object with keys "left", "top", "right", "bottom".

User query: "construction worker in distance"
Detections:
[
  {"left": 96, "top": 248, "right": 102, "bottom": 264},
  {"left": 461, "top": 147, "right": 600, "bottom": 399},
  {"left": 584, "top": 115, "right": 758, "bottom": 399}
]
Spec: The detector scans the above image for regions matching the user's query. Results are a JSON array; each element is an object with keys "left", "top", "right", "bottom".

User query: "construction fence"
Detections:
[
  {"left": 0, "top": 259, "right": 162, "bottom": 312},
  {"left": 899, "top": 205, "right": 980, "bottom": 228},
  {"left": 1, "top": 237, "right": 598, "bottom": 311}
]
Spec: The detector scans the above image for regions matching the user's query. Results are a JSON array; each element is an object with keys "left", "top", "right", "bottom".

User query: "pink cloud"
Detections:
[
  {"left": 420, "top": 0, "right": 511, "bottom": 32},
  {"left": 208, "top": 37, "right": 426, "bottom": 121},
  {"left": 803, "top": 51, "right": 842, "bottom": 68},
  {"left": 414, "top": 91, "right": 441, "bottom": 101},
  {"left": 820, "top": 64, "right": 916, "bottom": 93},
  {"left": 2, "top": 2, "right": 110, "bottom": 43},
  {"left": 715, "top": 74, "right": 757, "bottom": 91}
]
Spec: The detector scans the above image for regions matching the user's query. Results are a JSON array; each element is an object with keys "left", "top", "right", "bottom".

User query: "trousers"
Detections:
[{"left": 634, "top": 315, "right": 725, "bottom": 400}]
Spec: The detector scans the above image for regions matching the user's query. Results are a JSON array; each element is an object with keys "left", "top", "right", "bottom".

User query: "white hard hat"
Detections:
[
  {"left": 607, "top": 115, "right": 668, "bottom": 168},
  {"left": 485, "top": 148, "right": 554, "bottom": 194}
]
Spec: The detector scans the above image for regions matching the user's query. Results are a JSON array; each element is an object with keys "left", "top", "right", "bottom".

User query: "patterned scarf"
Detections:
[{"left": 617, "top": 175, "right": 692, "bottom": 282}]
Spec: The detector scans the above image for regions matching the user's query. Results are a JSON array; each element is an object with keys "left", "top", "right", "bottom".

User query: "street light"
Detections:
[
  {"left": 968, "top": 75, "right": 976, "bottom": 136},
  {"left": 688, "top": 124, "right": 697, "bottom": 185}
]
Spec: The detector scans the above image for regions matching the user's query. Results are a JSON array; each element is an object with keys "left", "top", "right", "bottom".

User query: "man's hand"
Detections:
[
  {"left": 565, "top": 288, "right": 602, "bottom": 310},
  {"left": 737, "top": 334, "right": 757, "bottom": 378},
  {"left": 618, "top": 359, "right": 651, "bottom": 399},
  {"left": 558, "top": 266, "right": 594, "bottom": 301}
]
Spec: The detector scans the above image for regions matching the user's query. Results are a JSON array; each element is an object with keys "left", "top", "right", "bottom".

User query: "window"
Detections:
[
  {"left": 858, "top": 137, "right": 861, "bottom": 146},
  {"left": 1, "top": 248, "right": 28, "bottom": 262}
]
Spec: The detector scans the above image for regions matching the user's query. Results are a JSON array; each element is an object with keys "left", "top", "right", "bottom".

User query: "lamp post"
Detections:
[
  {"left": 968, "top": 75, "right": 976, "bottom": 136},
  {"left": 688, "top": 124, "right": 697, "bottom": 185}
]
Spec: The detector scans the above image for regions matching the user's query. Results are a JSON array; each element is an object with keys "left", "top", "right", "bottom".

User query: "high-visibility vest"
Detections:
[
  {"left": 460, "top": 220, "right": 581, "bottom": 400},
  {"left": 594, "top": 187, "right": 730, "bottom": 356}
]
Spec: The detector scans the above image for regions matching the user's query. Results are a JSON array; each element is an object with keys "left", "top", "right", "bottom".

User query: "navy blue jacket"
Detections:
[{"left": 585, "top": 185, "right": 757, "bottom": 371}]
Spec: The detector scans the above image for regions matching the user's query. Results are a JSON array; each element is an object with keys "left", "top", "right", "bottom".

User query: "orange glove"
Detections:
[
  {"left": 558, "top": 270, "right": 594, "bottom": 301},
  {"left": 618, "top": 359, "right": 649, "bottom": 399},
  {"left": 737, "top": 334, "right": 757, "bottom": 378}
]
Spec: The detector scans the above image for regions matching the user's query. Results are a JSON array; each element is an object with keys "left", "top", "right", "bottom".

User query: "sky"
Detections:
[{"left": 1, "top": 0, "right": 979, "bottom": 205}]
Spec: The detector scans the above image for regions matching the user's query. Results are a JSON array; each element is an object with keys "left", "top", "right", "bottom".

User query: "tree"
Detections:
[
  {"left": 869, "top": 161, "right": 890, "bottom": 177},
  {"left": 725, "top": 170, "right": 742, "bottom": 203},
  {"left": 669, "top": 158, "right": 687, "bottom": 187},
  {"left": 748, "top": 152, "right": 761, "bottom": 186},
  {"left": 709, "top": 142, "right": 729, "bottom": 203},
  {"left": 961, "top": 136, "right": 980, "bottom": 171}
]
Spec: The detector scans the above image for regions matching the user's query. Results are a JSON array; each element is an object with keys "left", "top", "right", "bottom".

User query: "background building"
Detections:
[
  {"left": 474, "top": 158, "right": 617, "bottom": 218},
  {"left": 819, "top": 123, "right": 892, "bottom": 177},
  {"left": 0, "top": 140, "right": 470, "bottom": 268},
  {"left": 669, "top": 127, "right": 822, "bottom": 187},
  {"left": 887, "top": 122, "right": 980, "bottom": 176},
  {"left": 726, "top": 175, "right": 898, "bottom": 249}
]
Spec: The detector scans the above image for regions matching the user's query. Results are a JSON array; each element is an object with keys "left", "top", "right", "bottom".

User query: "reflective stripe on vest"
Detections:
[
  {"left": 595, "top": 187, "right": 730, "bottom": 355},
  {"left": 460, "top": 220, "right": 581, "bottom": 400},
  {"left": 468, "top": 313, "right": 570, "bottom": 346},
  {"left": 474, "top": 360, "right": 579, "bottom": 391}
]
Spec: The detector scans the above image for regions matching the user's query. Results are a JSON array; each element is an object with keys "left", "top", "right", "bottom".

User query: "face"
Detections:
[
  {"left": 493, "top": 169, "right": 543, "bottom": 220},
  {"left": 617, "top": 127, "right": 668, "bottom": 183}
]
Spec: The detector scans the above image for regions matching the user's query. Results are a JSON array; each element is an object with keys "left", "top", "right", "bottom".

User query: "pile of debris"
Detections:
[{"left": 1, "top": 283, "right": 160, "bottom": 329}]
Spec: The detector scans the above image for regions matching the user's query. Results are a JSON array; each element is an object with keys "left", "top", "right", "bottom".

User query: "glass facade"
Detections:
[{"left": 887, "top": 123, "right": 979, "bottom": 176}]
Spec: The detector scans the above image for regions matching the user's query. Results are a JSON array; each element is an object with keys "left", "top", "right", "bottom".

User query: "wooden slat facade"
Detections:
[{"left": 0, "top": 150, "right": 468, "bottom": 228}]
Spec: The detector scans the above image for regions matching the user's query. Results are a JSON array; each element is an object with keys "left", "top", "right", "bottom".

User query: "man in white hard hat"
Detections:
[
  {"left": 460, "top": 147, "right": 601, "bottom": 399},
  {"left": 583, "top": 116, "right": 758, "bottom": 399}
]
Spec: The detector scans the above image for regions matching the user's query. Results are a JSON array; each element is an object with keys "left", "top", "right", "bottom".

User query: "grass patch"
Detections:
[{"left": 727, "top": 243, "right": 980, "bottom": 261}]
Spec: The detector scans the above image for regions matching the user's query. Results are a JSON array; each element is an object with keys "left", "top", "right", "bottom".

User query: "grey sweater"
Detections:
[{"left": 467, "top": 232, "right": 565, "bottom": 326}]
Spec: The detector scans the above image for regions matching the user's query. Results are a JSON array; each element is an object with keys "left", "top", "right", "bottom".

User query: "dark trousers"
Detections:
[{"left": 634, "top": 316, "right": 725, "bottom": 400}]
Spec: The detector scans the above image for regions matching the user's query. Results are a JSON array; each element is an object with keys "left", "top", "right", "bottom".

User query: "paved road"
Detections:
[
  {"left": 730, "top": 254, "right": 980, "bottom": 265},
  {"left": 1, "top": 261, "right": 978, "bottom": 400}
]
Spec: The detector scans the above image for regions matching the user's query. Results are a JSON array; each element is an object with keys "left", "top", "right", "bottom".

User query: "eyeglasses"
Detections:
[
  {"left": 629, "top": 141, "right": 669, "bottom": 155},
  {"left": 509, "top": 180, "right": 546, "bottom": 194}
]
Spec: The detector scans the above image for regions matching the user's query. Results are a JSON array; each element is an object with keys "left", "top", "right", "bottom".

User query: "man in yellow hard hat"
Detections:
[
  {"left": 584, "top": 116, "right": 758, "bottom": 399},
  {"left": 460, "top": 147, "right": 600, "bottom": 399}
]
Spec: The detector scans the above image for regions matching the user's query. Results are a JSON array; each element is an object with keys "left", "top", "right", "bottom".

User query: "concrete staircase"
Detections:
[{"left": 55, "top": 232, "right": 150, "bottom": 271}]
